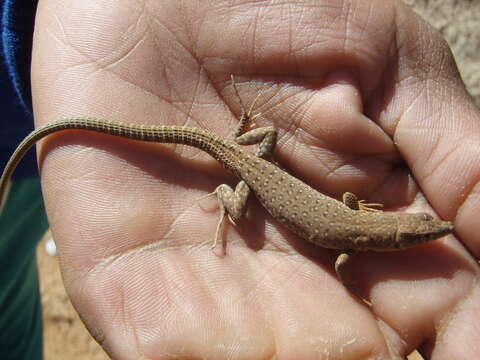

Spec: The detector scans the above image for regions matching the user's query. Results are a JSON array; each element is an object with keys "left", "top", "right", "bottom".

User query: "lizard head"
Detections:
[{"left": 395, "top": 212, "right": 454, "bottom": 250}]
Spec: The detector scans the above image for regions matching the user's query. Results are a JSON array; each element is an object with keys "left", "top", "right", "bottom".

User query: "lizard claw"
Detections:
[
  {"left": 227, "top": 214, "right": 237, "bottom": 226},
  {"left": 196, "top": 191, "right": 217, "bottom": 202},
  {"left": 358, "top": 200, "right": 383, "bottom": 212}
]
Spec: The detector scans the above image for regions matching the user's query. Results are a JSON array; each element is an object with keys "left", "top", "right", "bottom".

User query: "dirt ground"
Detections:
[{"left": 38, "top": 1, "right": 479, "bottom": 359}]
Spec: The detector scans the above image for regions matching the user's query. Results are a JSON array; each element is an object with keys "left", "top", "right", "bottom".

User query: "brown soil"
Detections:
[
  {"left": 38, "top": 232, "right": 109, "bottom": 360},
  {"left": 38, "top": 1, "right": 480, "bottom": 359}
]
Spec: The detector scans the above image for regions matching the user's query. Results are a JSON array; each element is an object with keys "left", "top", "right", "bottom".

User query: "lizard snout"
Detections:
[{"left": 396, "top": 213, "right": 454, "bottom": 249}]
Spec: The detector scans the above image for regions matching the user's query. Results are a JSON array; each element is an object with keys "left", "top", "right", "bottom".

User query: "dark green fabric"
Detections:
[{"left": 0, "top": 178, "right": 48, "bottom": 360}]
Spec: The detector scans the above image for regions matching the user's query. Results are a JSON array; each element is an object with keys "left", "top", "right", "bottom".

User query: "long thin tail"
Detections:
[{"left": 0, "top": 117, "right": 230, "bottom": 212}]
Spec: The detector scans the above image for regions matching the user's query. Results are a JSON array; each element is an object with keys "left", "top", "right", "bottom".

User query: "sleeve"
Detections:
[{"left": 0, "top": 0, "right": 40, "bottom": 178}]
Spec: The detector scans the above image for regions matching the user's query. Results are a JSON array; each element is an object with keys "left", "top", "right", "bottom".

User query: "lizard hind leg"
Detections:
[{"left": 207, "top": 181, "right": 251, "bottom": 251}]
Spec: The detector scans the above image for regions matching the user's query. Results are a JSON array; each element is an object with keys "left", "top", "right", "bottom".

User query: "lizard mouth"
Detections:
[
  {"left": 422, "top": 220, "right": 454, "bottom": 239},
  {"left": 396, "top": 219, "right": 454, "bottom": 249}
]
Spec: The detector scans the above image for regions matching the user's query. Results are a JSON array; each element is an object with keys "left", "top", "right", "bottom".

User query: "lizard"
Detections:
[{"left": 0, "top": 77, "right": 454, "bottom": 288}]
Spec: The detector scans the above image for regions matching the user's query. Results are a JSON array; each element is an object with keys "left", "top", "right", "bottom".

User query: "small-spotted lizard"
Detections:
[{"left": 0, "top": 78, "right": 454, "bottom": 286}]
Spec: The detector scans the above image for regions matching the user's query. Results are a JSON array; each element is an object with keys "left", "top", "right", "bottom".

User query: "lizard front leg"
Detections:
[
  {"left": 335, "top": 252, "right": 372, "bottom": 306},
  {"left": 230, "top": 75, "right": 278, "bottom": 158},
  {"left": 336, "top": 193, "right": 381, "bottom": 300},
  {"left": 235, "top": 127, "right": 277, "bottom": 157},
  {"left": 342, "top": 192, "right": 383, "bottom": 212}
]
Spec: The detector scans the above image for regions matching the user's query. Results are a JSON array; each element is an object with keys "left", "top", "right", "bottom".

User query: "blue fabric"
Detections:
[
  {"left": 0, "top": 0, "right": 39, "bottom": 178},
  {"left": 0, "top": 2, "right": 45, "bottom": 359}
]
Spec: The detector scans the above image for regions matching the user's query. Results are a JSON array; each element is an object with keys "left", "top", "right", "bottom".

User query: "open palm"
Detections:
[{"left": 32, "top": 0, "right": 479, "bottom": 358}]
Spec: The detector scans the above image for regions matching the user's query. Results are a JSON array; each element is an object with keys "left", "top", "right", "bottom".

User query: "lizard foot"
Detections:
[{"left": 342, "top": 192, "right": 383, "bottom": 212}]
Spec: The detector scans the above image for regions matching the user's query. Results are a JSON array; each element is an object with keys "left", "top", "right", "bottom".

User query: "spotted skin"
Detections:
[{"left": 0, "top": 85, "right": 454, "bottom": 294}]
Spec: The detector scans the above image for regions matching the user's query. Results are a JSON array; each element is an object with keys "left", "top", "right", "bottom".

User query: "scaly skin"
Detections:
[{"left": 0, "top": 117, "right": 453, "bottom": 252}]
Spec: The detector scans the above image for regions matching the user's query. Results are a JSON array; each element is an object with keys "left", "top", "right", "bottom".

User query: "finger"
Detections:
[{"left": 376, "top": 3, "right": 480, "bottom": 256}]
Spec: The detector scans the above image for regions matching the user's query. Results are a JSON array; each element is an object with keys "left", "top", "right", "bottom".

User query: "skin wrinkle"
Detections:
[
  {"left": 97, "top": 195, "right": 210, "bottom": 269},
  {"left": 48, "top": 17, "right": 76, "bottom": 57},
  {"left": 80, "top": 267, "right": 130, "bottom": 355},
  {"left": 148, "top": 7, "right": 192, "bottom": 59},
  {"left": 453, "top": 181, "right": 480, "bottom": 229},
  {"left": 126, "top": 0, "right": 147, "bottom": 35},
  {"left": 123, "top": 14, "right": 205, "bottom": 114},
  {"left": 297, "top": 139, "right": 381, "bottom": 199},
  {"left": 249, "top": 2, "right": 261, "bottom": 65},
  {"left": 289, "top": 96, "right": 315, "bottom": 140},
  {"left": 181, "top": 254, "right": 215, "bottom": 309},
  {"left": 397, "top": 99, "right": 467, "bottom": 219},
  {"left": 67, "top": 15, "right": 147, "bottom": 76},
  {"left": 427, "top": 39, "right": 456, "bottom": 84},
  {"left": 284, "top": 2, "right": 295, "bottom": 74},
  {"left": 202, "top": 74, "right": 252, "bottom": 131},
  {"left": 402, "top": 126, "right": 441, "bottom": 176},
  {"left": 96, "top": 7, "right": 149, "bottom": 71},
  {"left": 342, "top": 0, "right": 352, "bottom": 56},
  {"left": 287, "top": 94, "right": 313, "bottom": 139},
  {"left": 418, "top": 136, "right": 457, "bottom": 186},
  {"left": 268, "top": 94, "right": 307, "bottom": 155},
  {"left": 67, "top": 42, "right": 183, "bottom": 120},
  {"left": 119, "top": 283, "right": 139, "bottom": 358},
  {"left": 304, "top": 143, "right": 340, "bottom": 180},
  {"left": 326, "top": 156, "right": 387, "bottom": 192},
  {"left": 296, "top": 120, "right": 396, "bottom": 199},
  {"left": 434, "top": 280, "right": 478, "bottom": 348},
  {"left": 392, "top": 82, "right": 428, "bottom": 135},
  {"left": 357, "top": 2, "right": 375, "bottom": 44},
  {"left": 27, "top": 0, "right": 479, "bottom": 357}
]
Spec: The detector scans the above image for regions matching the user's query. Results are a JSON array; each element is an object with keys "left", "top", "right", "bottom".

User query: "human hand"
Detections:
[{"left": 32, "top": 0, "right": 479, "bottom": 358}]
